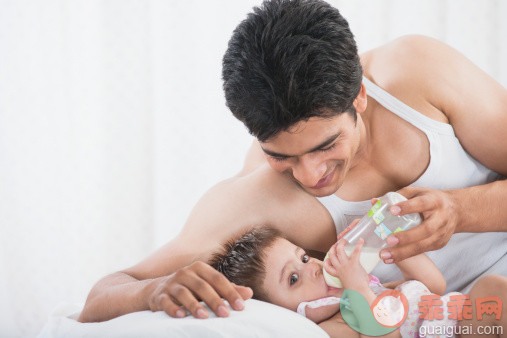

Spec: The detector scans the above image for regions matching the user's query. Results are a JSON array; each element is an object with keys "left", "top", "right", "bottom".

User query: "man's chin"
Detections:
[
  {"left": 304, "top": 184, "right": 340, "bottom": 197},
  {"left": 287, "top": 173, "right": 342, "bottom": 197}
]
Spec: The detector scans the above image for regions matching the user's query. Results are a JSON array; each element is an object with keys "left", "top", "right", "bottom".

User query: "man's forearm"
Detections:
[
  {"left": 77, "top": 272, "right": 162, "bottom": 323},
  {"left": 450, "top": 179, "right": 507, "bottom": 233}
]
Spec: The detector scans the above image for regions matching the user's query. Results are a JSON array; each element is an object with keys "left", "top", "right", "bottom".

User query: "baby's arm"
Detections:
[
  {"left": 322, "top": 240, "right": 402, "bottom": 338},
  {"left": 325, "top": 239, "right": 376, "bottom": 299},
  {"left": 384, "top": 253, "right": 446, "bottom": 295}
]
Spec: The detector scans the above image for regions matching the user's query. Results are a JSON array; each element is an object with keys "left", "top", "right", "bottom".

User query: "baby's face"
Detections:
[{"left": 261, "top": 238, "right": 343, "bottom": 312}]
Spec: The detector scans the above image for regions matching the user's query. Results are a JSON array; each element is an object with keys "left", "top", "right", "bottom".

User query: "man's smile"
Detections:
[{"left": 311, "top": 168, "right": 335, "bottom": 189}]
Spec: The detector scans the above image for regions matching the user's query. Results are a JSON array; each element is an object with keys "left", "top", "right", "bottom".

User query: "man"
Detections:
[{"left": 78, "top": 0, "right": 506, "bottom": 323}]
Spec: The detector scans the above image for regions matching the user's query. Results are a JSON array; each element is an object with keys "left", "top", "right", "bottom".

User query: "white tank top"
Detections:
[{"left": 317, "top": 77, "right": 506, "bottom": 294}]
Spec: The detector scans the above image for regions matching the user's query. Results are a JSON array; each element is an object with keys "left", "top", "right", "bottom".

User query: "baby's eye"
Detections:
[
  {"left": 289, "top": 273, "right": 299, "bottom": 285},
  {"left": 302, "top": 254, "right": 309, "bottom": 263}
]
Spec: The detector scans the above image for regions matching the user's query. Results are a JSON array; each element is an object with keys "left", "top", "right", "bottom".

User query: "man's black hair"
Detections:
[{"left": 222, "top": 0, "right": 363, "bottom": 142}]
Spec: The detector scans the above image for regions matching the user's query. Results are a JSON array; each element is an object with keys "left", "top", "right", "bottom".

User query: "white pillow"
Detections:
[{"left": 38, "top": 300, "right": 329, "bottom": 337}]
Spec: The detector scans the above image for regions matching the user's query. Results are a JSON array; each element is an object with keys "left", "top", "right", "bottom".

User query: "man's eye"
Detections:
[
  {"left": 271, "top": 156, "right": 287, "bottom": 162},
  {"left": 318, "top": 143, "right": 337, "bottom": 152},
  {"left": 289, "top": 273, "right": 299, "bottom": 285},
  {"left": 302, "top": 254, "right": 309, "bottom": 263}
]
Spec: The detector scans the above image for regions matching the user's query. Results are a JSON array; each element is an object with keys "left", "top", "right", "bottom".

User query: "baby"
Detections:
[{"left": 210, "top": 227, "right": 507, "bottom": 337}]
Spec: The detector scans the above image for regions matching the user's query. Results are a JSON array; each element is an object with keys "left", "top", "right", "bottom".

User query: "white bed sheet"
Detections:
[{"left": 38, "top": 300, "right": 329, "bottom": 337}]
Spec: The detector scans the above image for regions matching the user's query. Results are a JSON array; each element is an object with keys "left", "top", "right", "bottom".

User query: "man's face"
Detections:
[
  {"left": 260, "top": 113, "right": 361, "bottom": 197},
  {"left": 262, "top": 238, "right": 343, "bottom": 312}
]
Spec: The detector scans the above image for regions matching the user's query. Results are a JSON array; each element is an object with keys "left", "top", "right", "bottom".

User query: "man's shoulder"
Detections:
[
  {"left": 230, "top": 163, "right": 300, "bottom": 195},
  {"left": 230, "top": 165, "right": 337, "bottom": 250},
  {"left": 235, "top": 164, "right": 325, "bottom": 212},
  {"left": 382, "top": 34, "right": 445, "bottom": 55},
  {"left": 363, "top": 35, "right": 455, "bottom": 122},
  {"left": 365, "top": 35, "right": 452, "bottom": 85},
  {"left": 367, "top": 35, "right": 450, "bottom": 69}
]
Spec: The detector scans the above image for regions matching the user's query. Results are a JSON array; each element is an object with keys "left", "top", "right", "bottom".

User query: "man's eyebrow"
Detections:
[
  {"left": 279, "top": 247, "right": 301, "bottom": 285},
  {"left": 262, "top": 132, "right": 341, "bottom": 158}
]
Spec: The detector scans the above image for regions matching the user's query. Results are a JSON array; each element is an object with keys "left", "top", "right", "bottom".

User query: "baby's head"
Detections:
[{"left": 210, "top": 227, "right": 343, "bottom": 313}]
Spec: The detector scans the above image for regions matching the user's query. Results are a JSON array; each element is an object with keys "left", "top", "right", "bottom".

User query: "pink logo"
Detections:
[{"left": 371, "top": 290, "right": 409, "bottom": 328}]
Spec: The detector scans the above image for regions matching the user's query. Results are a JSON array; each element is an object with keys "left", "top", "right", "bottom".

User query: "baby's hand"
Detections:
[{"left": 324, "top": 238, "right": 370, "bottom": 293}]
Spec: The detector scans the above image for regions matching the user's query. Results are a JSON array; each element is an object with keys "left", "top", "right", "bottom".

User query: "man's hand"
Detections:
[
  {"left": 379, "top": 187, "right": 458, "bottom": 264},
  {"left": 147, "top": 261, "right": 253, "bottom": 319},
  {"left": 324, "top": 238, "right": 370, "bottom": 293}
]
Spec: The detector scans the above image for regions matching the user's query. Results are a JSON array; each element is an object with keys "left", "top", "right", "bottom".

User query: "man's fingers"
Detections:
[
  {"left": 167, "top": 283, "right": 210, "bottom": 319},
  {"left": 396, "top": 186, "right": 424, "bottom": 200},
  {"left": 233, "top": 284, "right": 253, "bottom": 302},
  {"left": 168, "top": 261, "right": 245, "bottom": 318},
  {"left": 155, "top": 294, "right": 187, "bottom": 318},
  {"left": 152, "top": 261, "right": 253, "bottom": 320},
  {"left": 390, "top": 195, "right": 432, "bottom": 216},
  {"left": 381, "top": 235, "right": 437, "bottom": 262},
  {"left": 182, "top": 272, "right": 236, "bottom": 318},
  {"left": 383, "top": 224, "right": 422, "bottom": 250},
  {"left": 197, "top": 265, "right": 248, "bottom": 313},
  {"left": 379, "top": 220, "right": 446, "bottom": 262}
]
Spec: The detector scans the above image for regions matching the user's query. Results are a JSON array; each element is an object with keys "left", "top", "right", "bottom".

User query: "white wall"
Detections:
[{"left": 0, "top": 1, "right": 505, "bottom": 336}]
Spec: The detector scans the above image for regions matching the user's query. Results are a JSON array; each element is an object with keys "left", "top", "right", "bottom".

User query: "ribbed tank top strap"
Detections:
[{"left": 362, "top": 77, "right": 455, "bottom": 136}]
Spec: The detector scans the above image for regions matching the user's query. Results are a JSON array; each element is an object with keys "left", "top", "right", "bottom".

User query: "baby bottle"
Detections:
[{"left": 323, "top": 192, "right": 422, "bottom": 288}]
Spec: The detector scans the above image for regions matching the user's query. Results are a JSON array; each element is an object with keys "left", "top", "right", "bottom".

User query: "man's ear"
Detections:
[{"left": 353, "top": 82, "right": 368, "bottom": 114}]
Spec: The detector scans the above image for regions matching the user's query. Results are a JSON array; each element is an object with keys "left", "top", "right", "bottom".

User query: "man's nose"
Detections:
[{"left": 292, "top": 156, "right": 327, "bottom": 187}]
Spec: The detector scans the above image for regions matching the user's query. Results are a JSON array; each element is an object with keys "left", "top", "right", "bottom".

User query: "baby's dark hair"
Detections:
[{"left": 209, "top": 227, "right": 282, "bottom": 302}]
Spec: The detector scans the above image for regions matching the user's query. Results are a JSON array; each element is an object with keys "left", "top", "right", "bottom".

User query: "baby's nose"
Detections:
[{"left": 307, "top": 261, "right": 321, "bottom": 279}]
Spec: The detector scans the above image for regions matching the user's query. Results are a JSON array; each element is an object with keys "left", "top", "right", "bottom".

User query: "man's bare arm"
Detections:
[
  {"left": 78, "top": 164, "right": 333, "bottom": 323},
  {"left": 376, "top": 35, "right": 507, "bottom": 263},
  {"left": 77, "top": 271, "right": 164, "bottom": 322},
  {"left": 78, "top": 176, "right": 271, "bottom": 322},
  {"left": 397, "top": 35, "right": 507, "bottom": 232}
]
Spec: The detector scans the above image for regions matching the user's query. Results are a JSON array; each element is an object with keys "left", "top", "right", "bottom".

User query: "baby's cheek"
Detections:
[
  {"left": 268, "top": 290, "right": 300, "bottom": 312},
  {"left": 311, "top": 288, "right": 330, "bottom": 302}
]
